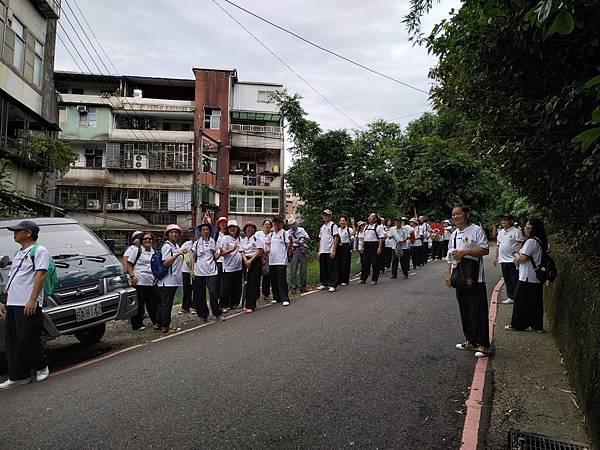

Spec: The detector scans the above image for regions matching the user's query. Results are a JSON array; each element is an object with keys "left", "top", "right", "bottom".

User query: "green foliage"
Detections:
[
  {"left": 0, "top": 159, "right": 34, "bottom": 218},
  {"left": 20, "top": 133, "right": 77, "bottom": 174},
  {"left": 417, "top": 0, "right": 600, "bottom": 255}
]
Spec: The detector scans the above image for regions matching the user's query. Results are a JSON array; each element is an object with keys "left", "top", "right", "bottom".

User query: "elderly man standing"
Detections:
[
  {"left": 0, "top": 220, "right": 50, "bottom": 389},
  {"left": 493, "top": 213, "right": 523, "bottom": 304},
  {"left": 288, "top": 218, "right": 310, "bottom": 295}
]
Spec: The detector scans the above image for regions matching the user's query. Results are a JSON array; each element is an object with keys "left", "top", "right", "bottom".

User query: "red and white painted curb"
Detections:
[{"left": 460, "top": 277, "right": 504, "bottom": 450}]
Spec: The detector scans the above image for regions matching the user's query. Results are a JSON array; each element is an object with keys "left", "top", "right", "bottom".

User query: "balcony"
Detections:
[
  {"left": 229, "top": 173, "right": 282, "bottom": 190},
  {"left": 230, "top": 124, "right": 283, "bottom": 150},
  {"left": 108, "top": 129, "right": 194, "bottom": 143},
  {"left": 230, "top": 124, "right": 282, "bottom": 136},
  {"left": 105, "top": 142, "right": 193, "bottom": 171},
  {"left": 31, "top": 0, "right": 61, "bottom": 19}
]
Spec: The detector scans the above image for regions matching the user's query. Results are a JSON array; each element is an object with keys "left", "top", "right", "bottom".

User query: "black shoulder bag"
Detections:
[{"left": 450, "top": 234, "right": 480, "bottom": 290}]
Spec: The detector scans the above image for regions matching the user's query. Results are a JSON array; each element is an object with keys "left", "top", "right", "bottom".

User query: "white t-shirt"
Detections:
[
  {"left": 123, "top": 245, "right": 138, "bottom": 262},
  {"left": 338, "top": 226, "right": 353, "bottom": 245},
  {"left": 181, "top": 240, "right": 193, "bottom": 273},
  {"left": 364, "top": 224, "right": 385, "bottom": 242},
  {"left": 133, "top": 247, "right": 155, "bottom": 286},
  {"left": 289, "top": 227, "right": 309, "bottom": 248},
  {"left": 411, "top": 225, "right": 422, "bottom": 246},
  {"left": 518, "top": 238, "right": 542, "bottom": 284},
  {"left": 7, "top": 244, "right": 50, "bottom": 307},
  {"left": 443, "top": 227, "right": 453, "bottom": 241},
  {"left": 159, "top": 242, "right": 183, "bottom": 287},
  {"left": 266, "top": 229, "right": 289, "bottom": 266},
  {"left": 240, "top": 235, "right": 264, "bottom": 259},
  {"left": 319, "top": 222, "right": 339, "bottom": 253},
  {"left": 216, "top": 231, "right": 226, "bottom": 263},
  {"left": 384, "top": 227, "right": 396, "bottom": 249},
  {"left": 497, "top": 226, "right": 524, "bottom": 263},
  {"left": 447, "top": 223, "right": 489, "bottom": 283},
  {"left": 219, "top": 235, "right": 242, "bottom": 272},
  {"left": 192, "top": 238, "right": 218, "bottom": 277}
]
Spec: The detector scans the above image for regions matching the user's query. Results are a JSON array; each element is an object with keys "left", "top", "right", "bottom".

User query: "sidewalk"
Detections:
[{"left": 486, "top": 282, "right": 591, "bottom": 448}]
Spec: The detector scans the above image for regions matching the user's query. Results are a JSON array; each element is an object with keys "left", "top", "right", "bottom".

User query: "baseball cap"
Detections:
[
  {"left": 217, "top": 216, "right": 228, "bottom": 224},
  {"left": 227, "top": 220, "right": 239, "bottom": 228},
  {"left": 8, "top": 220, "right": 40, "bottom": 235},
  {"left": 322, "top": 209, "right": 332, "bottom": 216},
  {"left": 272, "top": 215, "right": 284, "bottom": 223}
]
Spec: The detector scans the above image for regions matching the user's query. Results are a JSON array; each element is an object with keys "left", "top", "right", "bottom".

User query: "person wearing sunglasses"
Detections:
[{"left": 129, "top": 233, "right": 160, "bottom": 331}]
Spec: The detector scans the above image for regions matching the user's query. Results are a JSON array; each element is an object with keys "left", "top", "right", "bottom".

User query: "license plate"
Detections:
[{"left": 75, "top": 303, "right": 103, "bottom": 322}]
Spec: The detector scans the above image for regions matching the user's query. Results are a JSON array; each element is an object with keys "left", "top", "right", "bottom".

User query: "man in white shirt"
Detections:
[
  {"left": 0, "top": 220, "right": 50, "bottom": 388},
  {"left": 265, "top": 216, "right": 291, "bottom": 306},
  {"left": 179, "top": 228, "right": 196, "bottom": 314},
  {"left": 359, "top": 213, "right": 385, "bottom": 285},
  {"left": 445, "top": 206, "right": 490, "bottom": 358},
  {"left": 288, "top": 218, "right": 310, "bottom": 294},
  {"left": 123, "top": 230, "right": 143, "bottom": 269},
  {"left": 493, "top": 214, "right": 524, "bottom": 304},
  {"left": 318, "top": 209, "right": 339, "bottom": 292},
  {"left": 191, "top": 223, "right": 223, "bottom": 322}
]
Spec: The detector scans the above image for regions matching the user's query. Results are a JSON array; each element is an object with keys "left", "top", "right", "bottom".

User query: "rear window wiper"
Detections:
[{"left": 53, "top": 254, "right": 107, "bottom": 263}]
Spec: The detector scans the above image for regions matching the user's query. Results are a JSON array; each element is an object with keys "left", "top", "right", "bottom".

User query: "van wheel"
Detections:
[{"left": 74, "top": 323, "right": 106, "bottom": 345}]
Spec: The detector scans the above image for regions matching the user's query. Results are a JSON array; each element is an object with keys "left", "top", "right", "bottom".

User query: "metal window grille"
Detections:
[{"left": 508, "top": 432, "right": 590, "bottom": 450}]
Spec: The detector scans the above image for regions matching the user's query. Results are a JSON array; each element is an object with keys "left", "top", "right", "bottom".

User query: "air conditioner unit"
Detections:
[
  {"left": 106, "top": 203, "right": 123, "bottom": 211},
  {"left": 86, "top": 199, "right": 100, "bottom": 210},
  {"left": 125, "top": 199, "right": 142, "bottom": 210},
  {"left": 77, "top": 105, "right": 88, "bottom": 113},
  {"left": 134, "top": 155, "right": 148, "bottom": 169}
]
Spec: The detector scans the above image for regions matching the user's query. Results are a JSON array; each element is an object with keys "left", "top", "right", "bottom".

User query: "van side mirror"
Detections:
[{"left": 0, "top": 255, "right": 10, "bottom": 268}]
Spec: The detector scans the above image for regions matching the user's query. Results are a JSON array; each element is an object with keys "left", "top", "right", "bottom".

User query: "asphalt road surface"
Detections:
[{"left": 0, "top": 256, "right": 501, "bottom": 450}]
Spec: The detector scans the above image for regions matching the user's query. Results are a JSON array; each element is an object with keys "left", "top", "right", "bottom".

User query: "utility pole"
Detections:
[{"left": 191, "top": 129, "right": 204, "bottom": 229}]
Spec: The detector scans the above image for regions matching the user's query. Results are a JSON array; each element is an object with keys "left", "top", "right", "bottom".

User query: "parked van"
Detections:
[{"left": 0, "top": 217, "right": 137, "bottom": 352}]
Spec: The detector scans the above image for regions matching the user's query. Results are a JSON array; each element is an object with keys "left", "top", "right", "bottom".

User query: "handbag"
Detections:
[{"left": 449, "top": 235, "right": 480, "bottom": 290}]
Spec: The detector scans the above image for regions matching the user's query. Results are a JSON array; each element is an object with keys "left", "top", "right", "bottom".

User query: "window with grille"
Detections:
[
  {"left": 85, "top": 148, "right": 103, "bottom": 168},
  {"left": 204, "top": 108, "right": 221, "bottom": 130},
  {"left": 79, "top": 107, "right": 97, "bottom": 128}
]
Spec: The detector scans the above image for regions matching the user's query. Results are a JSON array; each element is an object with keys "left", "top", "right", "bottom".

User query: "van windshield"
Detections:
[{"left": 0, "top": 223, "right": 110, "bottom": 260}]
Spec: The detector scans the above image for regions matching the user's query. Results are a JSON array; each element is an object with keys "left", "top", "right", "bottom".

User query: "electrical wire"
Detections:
[
  {"left": 221, "top": 0, "right": 430, "bottom": 95},
  {"left": 211, "top": 0, "right": 361, "bottom": 128}
]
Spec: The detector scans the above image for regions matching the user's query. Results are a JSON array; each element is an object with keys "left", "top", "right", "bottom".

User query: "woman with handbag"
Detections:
[
  {"left": 255, "top": 219, "right": 273, "bottom": 302},
  {"left": 505, "top": 218, "right": 547, "bottom": 332},
  {"left": 445, "top": 205, "right": 490, "bottom": 358}
]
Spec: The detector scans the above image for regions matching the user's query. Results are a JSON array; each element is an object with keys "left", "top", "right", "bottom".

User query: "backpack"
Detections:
[
  {"left": 528, "top": 237, "right": 558, "bottom": 283},
  {"left": 131, "top": 246, "right": 143, "bottom": 267},
  {"left": 151, "top": 245, "right": 172, "bottom": 281},
  {"left": 30, "top": 243, "right": 58, "bottom": 296}
]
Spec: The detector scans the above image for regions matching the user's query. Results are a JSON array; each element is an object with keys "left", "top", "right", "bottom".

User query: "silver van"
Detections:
[{"left": 0, "top": 217, "right": 137, "bottom": 352}]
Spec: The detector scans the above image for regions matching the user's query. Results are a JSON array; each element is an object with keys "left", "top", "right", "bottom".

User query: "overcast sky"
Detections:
[{"left": 56, "top": 0, "right": 459, "bottom": 128}]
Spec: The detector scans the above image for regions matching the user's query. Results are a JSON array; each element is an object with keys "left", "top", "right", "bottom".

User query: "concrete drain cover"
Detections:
[{"left": 508, "top": 431, "right": 590, "bottom": 450}]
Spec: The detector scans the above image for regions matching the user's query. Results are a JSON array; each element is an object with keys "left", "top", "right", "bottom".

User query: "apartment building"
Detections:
[
  {"left": 55, "top": 68, "right": 284, "bottom": 252},
  {"left": 0, "top": 0, "right": 60, "bottom": 211}
]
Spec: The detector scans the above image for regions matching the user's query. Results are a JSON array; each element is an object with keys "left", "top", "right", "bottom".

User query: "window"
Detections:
[
  {"left": 85, "top": 148, "right": 103, "bottom": 168},
  {"left": 58, "top": 107, "right": 67, "bottom": 123},
  {"left": 0, "top": 1, "right": 6, "bottom": 49},
  {"left": 240, "top": 161, "right": 257, "bottom": 173},
  {"left": 79, "top": 107, "right": 97, "bottom": 128},
  {"left": 11, "top": 17, "right": 25, "bottom": 72},
  {"left": 229, "top": 190, "right": 280, "bottom": 214},
  {"left": 257, "top": 90, "right": 274, "bottom": 103},
  {"left": 204, "top": 108, "right": 221, "bottom": 130},
  {"left": 33, "top": 40, "right": 43, "bottom": 86},
  {"left": 71, "top": 88, "right": 84, "bottom": 95}
]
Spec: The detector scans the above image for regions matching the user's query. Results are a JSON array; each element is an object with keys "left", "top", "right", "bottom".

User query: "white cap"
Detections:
[{"left": 227, "top": 220, "right": 239, "bottom": 228}]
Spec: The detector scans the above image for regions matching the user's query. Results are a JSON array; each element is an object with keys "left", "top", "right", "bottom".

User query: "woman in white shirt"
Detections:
[
  {"left": 191, "top": 223, "right": 223, "bottom": 322},
  {"left": 383, "top": 218, "right": 395, "bottom": 272},
  {"left": 336, "top": 215, "right": 354, "bottom": 286},
  {"left": 240, "top": 221, "right": 264, "bottom": 312},
  {"left": 129, "top": 232, "right": 160, "bottom": 330},
  {"left": 409, "top": 218, "right": 422, "bottom": 270},
  {"left": 265, "top": 216, "right": 290, "bottom": 306},
  {"left": 359, "top": 213, "right": 385, "bottom": 285},
  {"left": 179, "top": 228, "right": 196, "bottom": 315},
  {"left": 157, "top": 224, "right": 187, "bottom": 333},
  {"left": 219, "top": 220, "right": 243, "bottom": 312},
  {"left": 255, "top": 219, "right": 273, "bottom": 302},
  {"left": 506, "top": 218, "right": 547, "bottom": 332},
  {"left": 215, "top": 217, "right": 228, "bottom": 304}
]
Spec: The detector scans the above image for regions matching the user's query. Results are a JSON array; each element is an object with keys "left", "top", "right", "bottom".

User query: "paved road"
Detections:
[{"left": 0, "top": 256, "right": 500, "bottom": 450}]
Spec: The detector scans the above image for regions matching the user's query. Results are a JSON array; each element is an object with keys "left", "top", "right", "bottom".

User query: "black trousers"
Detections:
[
  {"left": 216, "top": 262, "right": 223, "bottom": 300},
  {"left": 182, "top": 272, "right": 193, "bottom": 310},
  {"left": 319, "top": 252, "right": 338, "bottom": 287},
  {"left": 5, "top": 306, "right": 47, "bottom": 381},
  {"left": 501, "top": 262, "right": 518, "bottom": 300},
  {"left": 132, "top": 285, "right": 159, "bottom": 329},
  {"left": 192, "top": 275, "right": 221, "bottom": 318},
  {"left": 220, "top": 270, "right": 243, "bottom": 309},
  {"left": 269, "top": 265, "right": 289, "bottom": 303},
  {"left": 337, "top": 243, "right": 352, "bottom": 285},
  {"left": 421, "top": 244, "right": 429, "bottom": 264},
  {"left": 244, "top": 259, "right": 262, "bottom": 310},
  {"left": 511, "top": 281, "right": 544, "bottom": 331},
  {"left": 411, "top": 245, "right": 422, "bottom": 268},
  {"left": 360, "top": 241, "right": 381, "bottom": 282},
  {"left": 261, "top": 268, "right": 271, "bottom": 297},
  {"left": 383, "top": 247, "right": 394, "bottom": 269},
  {"left": 157, "top": 286, "right": 178, "bottom": 328},
  {"left": 391, "top": 249, "right": 410, "bottom": 278},
  {"left": 442, "top": 240, "right": 450, "bottom": 258},
  {"left": 431, "top": 241, "right": 442, "bottom": 260},
  {"left": 455, "top": 282, "right": 490, "bottom": 348}
]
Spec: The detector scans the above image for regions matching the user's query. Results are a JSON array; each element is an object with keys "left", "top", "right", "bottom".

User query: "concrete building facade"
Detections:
[
  {"left": 55, "top": 68, "right": 284, "bottom": 252},
  {"left": 0, "top": 0, "right": 60, "bottom": 209}
]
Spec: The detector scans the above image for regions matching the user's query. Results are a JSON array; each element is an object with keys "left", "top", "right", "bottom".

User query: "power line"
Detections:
[
  {"left": 56, "top": 31, "right": 84, "bottom": 73},
  {"left": 211, "top": 0, "right": 361, "bottom": 128},
  {"left": 221, "top": 0, "right": 430, "bottom": 95}
]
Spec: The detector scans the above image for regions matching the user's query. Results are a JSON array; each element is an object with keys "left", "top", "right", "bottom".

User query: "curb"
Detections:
[{"left": 460, "top": 277, "right": 504, "bottom": 450}]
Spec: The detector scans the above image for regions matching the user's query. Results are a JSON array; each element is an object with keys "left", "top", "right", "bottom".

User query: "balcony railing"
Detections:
[
  {"left": 31, "top": 0, "right": 61, "bottom": 19},
  {"left": 230, "top": 124, "right": 283, "bottom": 135}
]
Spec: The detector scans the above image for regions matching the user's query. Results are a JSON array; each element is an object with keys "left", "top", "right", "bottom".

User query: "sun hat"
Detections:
[
  {"left": 164, "top": 224, "right": 183, "bottom": 238},
  {"left": 322, "top": 209, "right": 332, "bottom": 216},
  {"left": 131, "top": 230, "right": 144, "bottom": 241},
  {"left": 243, "top": 221, "right": 257, "bottom": 233},
  {"left": 409, "top": 218, "right": 418, "bottom": 224},
  {"left": 217, "top": 216, "right": 228, "bottom": 224},
  {"left": 227, "top": 220, "right": 239, "bottom": 228}
]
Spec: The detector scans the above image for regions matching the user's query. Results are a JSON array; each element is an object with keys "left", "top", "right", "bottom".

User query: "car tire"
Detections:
[{"left": 74, "top": 323, "right": 106, "bottom": 345}]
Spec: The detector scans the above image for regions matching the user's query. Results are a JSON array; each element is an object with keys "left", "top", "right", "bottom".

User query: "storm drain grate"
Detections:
[{"left": 508, "top": 431, "right": 590, "bottom": 450}]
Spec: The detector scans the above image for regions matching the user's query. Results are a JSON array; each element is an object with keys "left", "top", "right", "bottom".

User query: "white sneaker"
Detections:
[
  {"left": 271, "top": 300, "right": 277, "bottom": 304},
  {"left": 317, "top": 285, "right": 327, "bottom": 290},
  {"left": 474, "top": 351, "right": 488, "bottom": 358},
  {"left": 0, "top": 378, "right": 30, "bottom": 389},
  {"left": 36, "top": 367, "right": 49, "bottom": 382},
  {"left": 502, "top": 298, "right": 514, "bottom": 304},
  {"left": 282, "top": 301, "right": 290, "bottom": 306},
  {"left": 341, "top": 283, "right": 347, "bottom": 286},
  {"left": 328, "top": 287, "right": 336, "bottom": 292}
]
